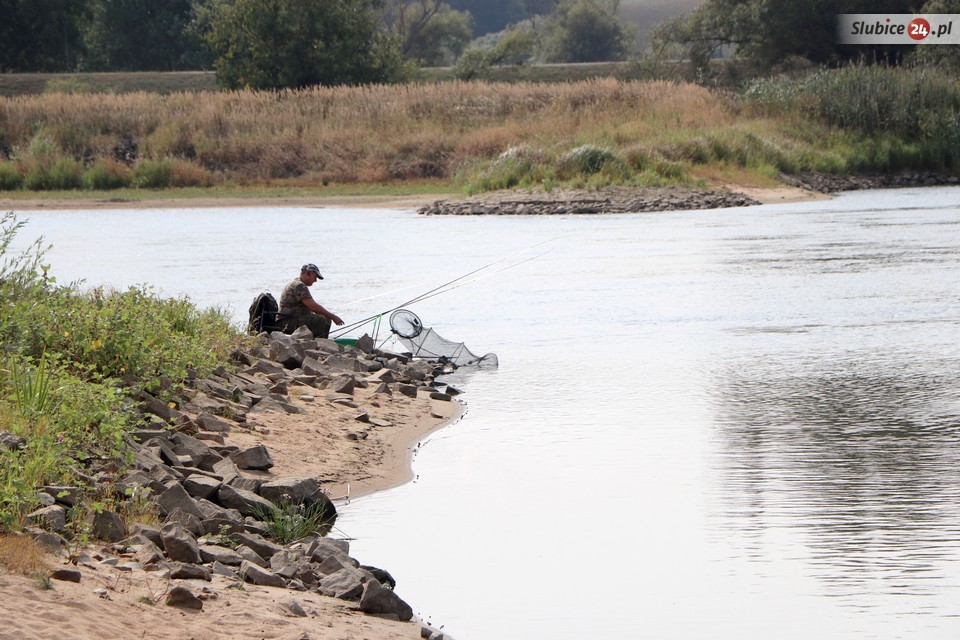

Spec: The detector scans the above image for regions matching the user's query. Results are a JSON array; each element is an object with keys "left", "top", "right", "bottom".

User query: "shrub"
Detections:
[
  {"left": 82, "top": 159, "right": 133, "bottom": 190},
  {"left": 0, "top": 213, "right": 245, "bottom": 531},
  {"left": 255, "top": 500, "right": 336, "bottom": 544},
  {"left": 169, "top": 160, "right": 215, "bottom": 187},
  {"left": 0, "top": 163, "right": 22, "bottom": 190},
  {"left": 460, "top": 145, "right": 551, "bottom": 194},
  {"left": 557, "top": 145, "right": 627, "bottom": 178},
  {"left": 132, "top": 159, "right": 174, "bottom": 188}
]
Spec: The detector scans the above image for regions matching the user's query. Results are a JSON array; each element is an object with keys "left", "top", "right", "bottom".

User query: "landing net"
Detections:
[{"left": 389, "top": 309, "right": 498, "bottom": 367}]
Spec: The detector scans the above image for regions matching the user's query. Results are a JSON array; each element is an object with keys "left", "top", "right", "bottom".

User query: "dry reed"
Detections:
[{"left": 0, "top": 77, "right": 921, "bottom": 191}]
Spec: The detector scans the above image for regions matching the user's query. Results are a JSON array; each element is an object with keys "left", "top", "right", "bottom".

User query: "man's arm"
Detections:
[{"left": 303, "top": 297, "right": 344, "bottom": 326}]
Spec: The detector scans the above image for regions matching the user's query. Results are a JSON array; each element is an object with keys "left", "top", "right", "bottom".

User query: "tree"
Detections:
[
  {"left": 0, "top": 0, "right": 91, "bottom": 72},
  {"left": 910, "top": 0, "right": 960, "bottom": 69},
  {"left": 400, "top": 4, "right": 474, "bottom": 66},
  {"left": 651, "top": 0, "right": 928, "bottom": 74},
  {"left": 540, "top": 0, "right": 634, "bottom": 63},
  {"left": 195, "top": 0, "right": 409, "bottom": 89},
  {"left": 84, "top": 0, "right": 209, "bottom": 71},
  {"left": 446, "top": 0, "right": 528, "bottom": 36},
  {"left": 382, "top": 0, "right": 473, "bottom": 65}
]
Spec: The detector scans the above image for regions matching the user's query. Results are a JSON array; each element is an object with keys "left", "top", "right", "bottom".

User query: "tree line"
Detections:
[
  {"left": 2, "top": 0, "right": 957, "bottom": 89},
  {"left": 0, "top": 0, "right": 637, "bottom": 86}
]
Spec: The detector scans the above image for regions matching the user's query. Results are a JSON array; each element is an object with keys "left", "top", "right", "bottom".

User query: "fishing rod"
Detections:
[{"left": 329, "top": 237, "right": 561, "bottom": 339}]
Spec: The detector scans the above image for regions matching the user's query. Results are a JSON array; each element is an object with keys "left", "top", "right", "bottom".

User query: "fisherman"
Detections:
[{"left": 277, "top": 263, "right": 344, "bottom": 339}]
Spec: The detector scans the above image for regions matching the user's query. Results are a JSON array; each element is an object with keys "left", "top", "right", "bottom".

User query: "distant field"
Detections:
[
  {"left": 0, "top": 71, "right": 218, "bottom": 97},
  {"left": 0, "top": 62, "right": 689, "bottom": 97}
]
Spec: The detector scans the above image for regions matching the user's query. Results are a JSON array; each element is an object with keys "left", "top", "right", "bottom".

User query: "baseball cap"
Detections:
[{"left": 301, "top": 263, "right": 324, "bottom": 279}]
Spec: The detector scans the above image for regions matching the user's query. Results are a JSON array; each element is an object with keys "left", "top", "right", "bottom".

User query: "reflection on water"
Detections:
[
  {"left": 712, "top": 358, "right": 960, "bottom": 595},
  {"left": 8, "top": 186, "right": 960, "bottom": 639}
]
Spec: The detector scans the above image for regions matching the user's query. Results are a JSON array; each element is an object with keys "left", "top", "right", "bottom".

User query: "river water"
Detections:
[{"left": 7, "top": 186, "right": 960, "bottom": 639}]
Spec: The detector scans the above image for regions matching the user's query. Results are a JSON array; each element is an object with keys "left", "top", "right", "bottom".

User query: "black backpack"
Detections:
[{"left": 247, "top": 292, "right": 280, "bottom": 334}]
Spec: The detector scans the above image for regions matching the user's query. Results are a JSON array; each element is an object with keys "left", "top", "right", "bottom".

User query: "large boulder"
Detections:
[
  {"left": 160, "top": 521, "right": 202, "bottom": 564},
  {"left": 230, "top": 445, "right": 274, "bottom": 470},
  {"left": 360, "top": 579, "right": 413, "bottom": 621},
  {"left": 216, "top": 484, "right": 275, "bottom": 518},
  {"left": 240, "top": 560, "right": 286, "bottom": 588},
  {"left": 156, "top": 483, "right": 205, "bottom": 520}
]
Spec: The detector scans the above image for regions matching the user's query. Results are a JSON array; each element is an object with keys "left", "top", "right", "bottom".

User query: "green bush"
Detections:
[
  {"left": 558, "top": 145, "right": 626, "bottom": 177},
  {"left": 82, "top": 159, "right": 133, "bottom": 190},
  {"left": 22, "top": 156, "right": 84, "bottom": 191},
  {"left": 461, "top": 145, "right": 551, "bottom": 194},
  {"left": 0, "top": 162, "right": 22, "bottom": 190},
  {"left": 132, "top": 159, "right": 174, "bottom": 188},
  {"left": 0, "top": 212, "right": 245, "bottom": 530}
]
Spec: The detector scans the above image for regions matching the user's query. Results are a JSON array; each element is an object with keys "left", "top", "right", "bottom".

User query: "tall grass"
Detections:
[
  {"left": 0, "top": 71, "right": 957, "bottom": 195},
  {"left": 744, "top": 65, "right": 960, "bottom": 171}
]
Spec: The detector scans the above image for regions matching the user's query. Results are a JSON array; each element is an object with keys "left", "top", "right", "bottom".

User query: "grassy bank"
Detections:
[
  {"left": 0, "top": 213, "right": 245, "bottom": 533},
  {"left": 0, "top": 67, "right": 957, "bottom": 199}
]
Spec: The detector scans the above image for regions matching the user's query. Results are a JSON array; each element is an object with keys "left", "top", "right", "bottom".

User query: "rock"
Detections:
[
  {"left": 235, "top": 544, "right": 268, "bottom": 568},
  {"left": 397, "top": 384, "right": 418, "bottom": 398},
  {"left": 91, "top": 509, "right": 126, "bottom": 542},
  {"left": 361, "top": 565, "right": 397, "bottom": 590},
  {"left": 171, "top": 432, "right": 223, "bottom": 470},
  {"left": 166, "top": 585, "right": 204, "bottom": 610},
  {"left": 240, "top": 560, "right": 286, "bottom": 588},
  {"left": 319, "top": 567, "right": 368, "bottom": 600},
  {"left": 360, "top": 579, "right": 414, "bottom": 621},
  {"left": 183, "top": 474, "right": 222, "bottom": 500},
  {"left": 139, "top": 391, "right": 184, "bottom": 423},
  {"left": 217, "top": 484, "right": 275, "bottom": 518},
  {"left": 326, "top": 374, "right": 356, "bottom": 395},
  {"left": 165, "top": 507, "right": 203, "bottom": 536},
  {"left": 197, "top": 412, "right": 233, "bottom": 432},
  {"left": 290, "top": 325, "right": 314, "bottom": 341},
  {"left": 167, "top": 562, "right": 212, "bottom": 581},
  {"left": 230, "top": 445, "right": 274, "bottom": 470},
  {"left": 199, "top": 544, "right": 244, "bottom": 566},
  {"left": 211, "top": 561, "right": 238, "bottom": 579},
  {"left": 299, "top": 356, "right": 328, "bottom": 377},
  {"left": 26, "top": 505, "right": 67, "bottom": 533},
  {"left": 228, "top": 476, "right": 262, "bottom": 493},
  {"left": 131, "top": 524, "right": 164, "bottom": 548},
  {"left": 258, "top": 477, "right": 321, "bottom": 506},
  {"left": 268, "top": 336, "right": 303, "bottom": 369},
  {"left": 285, "top": 598, "right": 308, "bottom": 617},
  {"left": 156, "top": 483, "right": 205, "bottom": 520},
  {"left": 50, "top": 568, "right": 82, "bottom": 583},
  {"left": 160, "top": 521, "right": 202, "bottom": 564},
  {"left": 134, "top": 540, "right": 165, "bottom": 566},
  {"left": 40, "top": 485, "right": 79, "bottom": 507},
  {"left": 231, "top": 532, "right": 282, "bottom": 562},
  {"left": 0, "top": 429, "right": 26, "bottom": 452},
  {"left": 271, "top": 549, "right": 309, "bottom": 579},
  {"left": 355, "top": 334, "right": 375, "bottom": 354},
  {"left": 212, "top": 457, "right": 240, "bottom": 484}
]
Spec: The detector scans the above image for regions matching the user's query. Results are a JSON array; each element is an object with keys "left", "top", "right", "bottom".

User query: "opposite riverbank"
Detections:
[{"left": 0, "top": 182, "right": 823, "bottom": 212}]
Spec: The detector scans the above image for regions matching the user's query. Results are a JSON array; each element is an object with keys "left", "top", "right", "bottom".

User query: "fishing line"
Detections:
[{"left": 330, "top": 237, "right": 563, "bottom": 338}]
